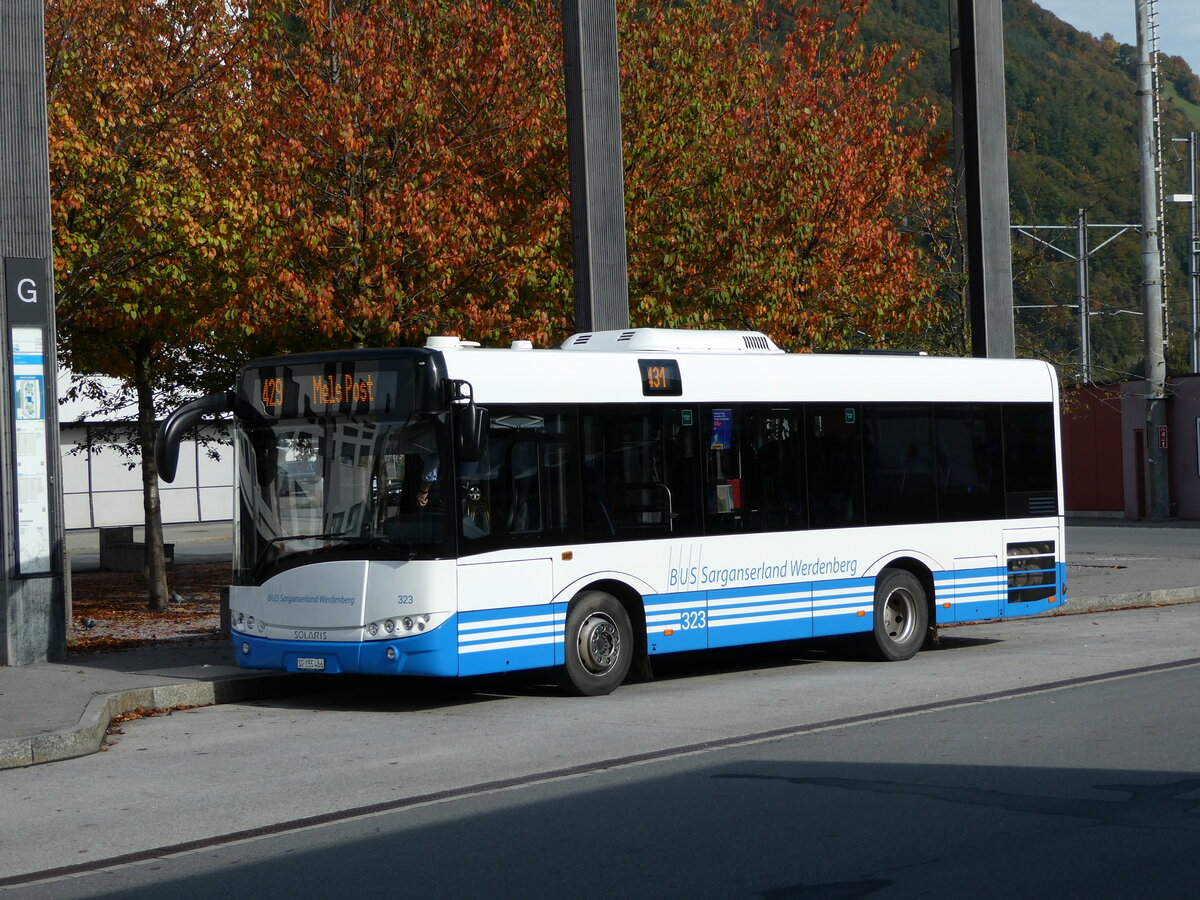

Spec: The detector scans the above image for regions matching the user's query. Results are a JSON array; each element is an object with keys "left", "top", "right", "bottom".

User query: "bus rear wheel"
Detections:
[
  {"left": 863, "top": 569, "right": 928, "bottom": 662},
  {"left": 560, "top": 591, "right": 633, "bottom": 696}
]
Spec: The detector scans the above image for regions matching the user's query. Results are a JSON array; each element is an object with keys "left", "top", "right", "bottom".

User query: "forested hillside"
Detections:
[{"left": 861, "top": 0, "right": 1200, "bottom": 380}]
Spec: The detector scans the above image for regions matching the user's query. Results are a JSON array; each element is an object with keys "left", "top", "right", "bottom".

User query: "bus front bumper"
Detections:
[{"left": 232, "top": 627, "right": 459, "bottom": 677}]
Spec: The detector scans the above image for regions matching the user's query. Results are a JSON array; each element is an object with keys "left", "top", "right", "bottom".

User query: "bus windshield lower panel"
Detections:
[{"left": 236, "top": 414, "right": 451, "bottom": 584}]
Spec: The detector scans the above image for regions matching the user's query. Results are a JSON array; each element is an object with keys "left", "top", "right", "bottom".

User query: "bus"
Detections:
[{"left": 156, "top": 329, "right": 1066, "bottom": 695}]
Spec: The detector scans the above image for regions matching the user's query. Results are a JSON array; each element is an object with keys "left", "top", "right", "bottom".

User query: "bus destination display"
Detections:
[
  {"left": 247, "top": 364, "right": 401, "bottom": 418},
  {"left": 638, "top": 359, "right": 682, "bottom": 396}
]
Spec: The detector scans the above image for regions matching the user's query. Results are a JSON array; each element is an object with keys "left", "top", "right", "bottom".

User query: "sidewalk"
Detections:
[
  {"left": 0, "top": 643, "right": 305, "bottom": 768},
  {"left": 3, "top": 520, "right": 1199, "bottom": 769}
]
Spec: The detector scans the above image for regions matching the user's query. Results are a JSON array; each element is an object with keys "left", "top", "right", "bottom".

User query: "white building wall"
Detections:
[{"left": 60, "top": 423, "right": 233, "bottom": 529}]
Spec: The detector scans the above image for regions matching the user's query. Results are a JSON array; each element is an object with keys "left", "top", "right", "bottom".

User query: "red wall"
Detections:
[{"left": 1061, "top": 385, "right": 1123, "bottom": 512}]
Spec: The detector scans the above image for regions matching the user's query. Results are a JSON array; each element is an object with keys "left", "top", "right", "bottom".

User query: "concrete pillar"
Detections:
[
  {"left": 1, "top": 0, "right": 67, "bottom": 663},
  {"left": 561, "top": 0, "right": 631, "bottom": 333},
  {"left": 952, "top": 0, "right": 1016, "bottom": 359}
]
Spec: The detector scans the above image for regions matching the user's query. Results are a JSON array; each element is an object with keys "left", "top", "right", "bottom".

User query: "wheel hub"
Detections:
[
  {"left": 578, "top": 614, "right": 619, "bottom": 673},
  {"left": 884, "top": 589, "right": 914, "bottom": 642}
]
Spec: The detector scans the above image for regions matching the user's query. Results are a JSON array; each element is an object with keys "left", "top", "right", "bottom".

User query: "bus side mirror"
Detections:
[
  {"left": 156, "top": 391, "right": 234, "bottom": 483},
  {"left": 455, "top": 403, "right": 488, "bottom": 462},
  {"left": 448, "top": 380, "right": 486, "bottom": 462}
]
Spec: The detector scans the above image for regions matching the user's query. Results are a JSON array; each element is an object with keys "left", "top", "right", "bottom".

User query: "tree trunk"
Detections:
[{"left": 135, "top": 354, "right": 170, "bottom": 611}]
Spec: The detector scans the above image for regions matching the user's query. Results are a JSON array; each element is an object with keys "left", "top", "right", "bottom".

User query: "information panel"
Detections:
[{"left": 11, "top": 326, "right": 50, "bottom": 573}]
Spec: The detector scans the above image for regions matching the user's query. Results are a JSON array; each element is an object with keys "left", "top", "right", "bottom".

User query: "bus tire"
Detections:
[
  {"left": 863, "top": 569, "right": 928, "bottom": 662},
  {"left": 560, "top": 590, "right": 633, "bottom": 696}
]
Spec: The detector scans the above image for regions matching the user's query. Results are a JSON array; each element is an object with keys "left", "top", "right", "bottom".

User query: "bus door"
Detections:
[
  {"left": 457, "top": 557, "right": 556, "bottom": 676},
  {"left": 703, "top": 405, "right": 812, "bottom": 647},
  {"left": 454, "top": 409, "right": 575, "bottom": 675}
]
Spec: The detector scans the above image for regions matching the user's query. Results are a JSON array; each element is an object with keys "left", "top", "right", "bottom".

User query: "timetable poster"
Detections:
[{"left": 12, "top": 327, "right": 51, "bottom": 574}]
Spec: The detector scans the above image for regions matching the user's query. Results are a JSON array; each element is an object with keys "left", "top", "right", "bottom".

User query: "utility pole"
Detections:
[
  {"left": 1136, "top": 0, "right": 1170, "bottom": 519},
  {"left": 1171, "top": 133, "right": 1200, "bottom": 373},
  {"left": 1076, "top": 209, "right": 1091, "bottom": 381},
  {"left": 1190, "top": 132, "right": 1199, "bottom": 374},
  {"left": 561, "top": 0, "right": 631, "bottom": 333},
  {"left": 1011, "top": 217, "right": 1138, "bottom": 383}
]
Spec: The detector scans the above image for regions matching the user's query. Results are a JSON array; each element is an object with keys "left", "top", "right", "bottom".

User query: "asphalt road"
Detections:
[
  {"left": 3, "top": 603, "right": 1199, "bottom": 896},
  {"left": 9, "top": 667, "right": 1200, "bottom": 899}
]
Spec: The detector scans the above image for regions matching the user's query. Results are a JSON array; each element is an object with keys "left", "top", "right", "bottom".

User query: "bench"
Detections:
[{"left": 98, "top": 526, "right": 175, "bottom": 572}]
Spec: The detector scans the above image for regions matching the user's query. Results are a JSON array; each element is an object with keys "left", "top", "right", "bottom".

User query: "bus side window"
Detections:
[
  {"left": 806, "top": 404, "right": 865, "bottom": 529},
  {"left": 743, "top": 408, "right": 806, "bottom": 531},
  {"left": 936, "top": 404, "right": 1004, "bottom": 521},
  {"left": 706, "top": 407, "right": 741, "bottom": 519},
  {"left": 1002, "top": 403, "right": 1059, "bottom": 517},
  {"left": 508, "top": 440, "right": 541, "bottom": 533},
  {"left": 703, "top": 406, "right": 806, "bottom": 533},
  {"left": 580, "top": 408, "right": 697, "bottom": 541},
  {"left": 460, "top": 409, "right": 576, "bottom": 549},
  {"left": 863, "top": 404, "right": 935, "bottom": 527}
]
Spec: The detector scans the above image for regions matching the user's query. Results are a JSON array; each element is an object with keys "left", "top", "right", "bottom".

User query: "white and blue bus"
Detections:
[{"left": 157, "top": 329, "right": 1066, "bottom": 695}]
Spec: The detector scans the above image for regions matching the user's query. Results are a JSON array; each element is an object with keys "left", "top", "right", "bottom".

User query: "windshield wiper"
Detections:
[{"left": 267, "top": 532, "right": 358, "bottom": 544}]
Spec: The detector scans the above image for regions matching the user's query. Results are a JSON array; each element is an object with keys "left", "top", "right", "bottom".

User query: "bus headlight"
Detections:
[{"left": 365, "top": 612, "right": 447, "bottom": 639}]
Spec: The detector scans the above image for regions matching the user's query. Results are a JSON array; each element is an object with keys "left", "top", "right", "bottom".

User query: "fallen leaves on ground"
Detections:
[
  {"left": 108, "top": 703, "right": 212, "bottom": 728},
  {"left": 69, "top": 562, "right": 229, "bottom": 654}
]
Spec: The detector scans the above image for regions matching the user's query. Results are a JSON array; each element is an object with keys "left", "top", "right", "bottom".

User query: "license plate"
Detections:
[{"left": 296, "top": 657, "right": 326, "bottom": 671}]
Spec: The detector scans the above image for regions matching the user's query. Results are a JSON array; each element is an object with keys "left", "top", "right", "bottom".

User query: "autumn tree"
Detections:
[
  {"left": 47, "top": 0, "right": 256, "bottom": 610},
  {"left": 237, "top": 0, "right": 572, "bottom": 351},
  {"left": 240, "top": 1, "right": 946, "bottom": 353},
  {"left": 616, "top": 0, "right": 947, "bottom": 349}
]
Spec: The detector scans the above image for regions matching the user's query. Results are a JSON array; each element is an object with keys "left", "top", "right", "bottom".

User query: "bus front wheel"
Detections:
[
  {"left": 561, "top": 591, "right": 633, "bottom": 696},
  {"left": 863, "top": 569, "right": 928, "bottom": 662}
]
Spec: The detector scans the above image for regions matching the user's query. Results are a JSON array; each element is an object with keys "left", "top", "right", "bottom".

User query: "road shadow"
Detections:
[{"left": 22, "top": 755, "right": 1200, "bottom": 898}]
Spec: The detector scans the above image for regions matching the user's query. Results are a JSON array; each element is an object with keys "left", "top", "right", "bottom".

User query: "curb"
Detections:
[
  {"left": 1051, "top": 587, "right": 1200, "bottom": 616},
  {"left": 0, "top": 673, "right": 303, "bottom": 770}
]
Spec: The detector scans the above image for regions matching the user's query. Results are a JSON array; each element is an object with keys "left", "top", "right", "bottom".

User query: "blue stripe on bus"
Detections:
[
  {"left": 933, "top": 563, "right": 1069, "bottom": 621},
  {"left": 709, "top": 581, "right": 818, "bottom": 646},
  {"left": 809, "top": 576, "right": 874, "bottom": 637},
  {"left": 645, "top": 591, "right": 707, "bottom": 653},
  {"left": 640, "top": 562, "right": 1068, "bottom": 655},
  {"left": 456, "top": 606, "right": 564, "bottom": 676},
  {"left": 934, "top": 567, "right": 1006, "bottom": 622},
  {"left": 643, "top": 577, "right": 875, "bottom": 653}
]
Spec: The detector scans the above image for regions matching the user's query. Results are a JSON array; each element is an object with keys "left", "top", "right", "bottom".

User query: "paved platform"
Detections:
[{"left": 2, "top": 520, "right": 1198, "bottom": 769}]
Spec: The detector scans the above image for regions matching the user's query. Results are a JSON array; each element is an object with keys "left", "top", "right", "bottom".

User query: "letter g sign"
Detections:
[{"left": 5, "top": 258, "right": 50, "bottom": 325}]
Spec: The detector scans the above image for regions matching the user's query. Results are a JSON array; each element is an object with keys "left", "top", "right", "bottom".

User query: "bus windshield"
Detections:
[
  {"left": 233, "top": 355, "right": 451, "bottom": 582},
  {"left": 236, "top": 414, "right": 451, "bottom": 580}
]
